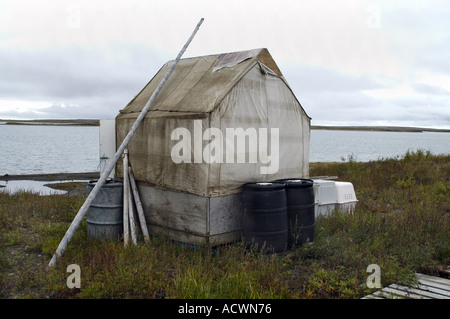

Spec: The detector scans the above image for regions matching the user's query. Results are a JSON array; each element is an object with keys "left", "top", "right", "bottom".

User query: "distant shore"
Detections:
[
  {"left": 311, "top": 125, "right": 450, "bottom": 133},
  {"left": 0, "top": 119, "right": 99, "bottom": 126},
  {"left": 1, "top": 119, "right": 449, "bottom": 132},
  {"left": 0, "top": 172, "right": 100, "bottom": 194},
  {"left": 0, "top": 172, "right": 100, "bottom": 182}
]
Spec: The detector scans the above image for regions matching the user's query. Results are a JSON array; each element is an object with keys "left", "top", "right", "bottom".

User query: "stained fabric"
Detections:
[{"left": 116, "top": 48, "right": 310, "bottom": 196}]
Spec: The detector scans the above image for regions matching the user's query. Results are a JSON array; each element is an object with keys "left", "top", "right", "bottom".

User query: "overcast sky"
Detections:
[{"left": 1, "top": 0, "right": 450, "bottom": 128}]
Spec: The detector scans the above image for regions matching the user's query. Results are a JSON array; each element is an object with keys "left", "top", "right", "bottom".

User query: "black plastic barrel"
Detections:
[
  {"left": 275, "top": 179, "right": 315, "bottom": 247},
  {"left": 86, "top": 179, "right": 123, "bottom": 240},
  {"left": 242, "top": 182, "right": 288, "bottom": 253}
]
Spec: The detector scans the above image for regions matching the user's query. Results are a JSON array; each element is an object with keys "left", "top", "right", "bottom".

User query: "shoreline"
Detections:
[
  {"left": 0, "top": 119, "right": 99, "bottom": 126},
  {"left": 1, "top": 119, "right": 449, "bottom": 132},
  {"left": 311, "top": 125, "right": 450, "bottom": 133},
  {"left": 0, "top": 172, "right": 100, "bottom": 195},
  {"left": 0, "top": 171, "right": 100, "bottom": 182}
]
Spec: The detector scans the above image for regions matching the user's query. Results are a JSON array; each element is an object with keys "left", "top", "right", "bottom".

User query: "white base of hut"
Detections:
[{"left": 137, "top": 183, "right": 244, "bottom": 246}]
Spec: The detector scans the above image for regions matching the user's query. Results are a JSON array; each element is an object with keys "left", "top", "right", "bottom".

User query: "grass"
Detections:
[{"left": 0, "top": 150, "right": 449, "bottom": 299}]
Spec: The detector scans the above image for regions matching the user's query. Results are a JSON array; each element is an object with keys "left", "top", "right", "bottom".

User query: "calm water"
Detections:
[
  {"left": 0, "top": 180, "right": 68, "bottom": 195},
  {"left": 0, "top": 125, "right": 99, "bottom": 175},
  {"left": 310, "top": 129, "right": 450, "bottom": 162},
  {"left": 1, "top": 125, "right": 449, "bottom": 176}
]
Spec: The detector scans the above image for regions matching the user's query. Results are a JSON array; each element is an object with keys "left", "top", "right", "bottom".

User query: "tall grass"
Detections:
[{"left": 1, "top": 150, "right": 449, "bottom": 298}]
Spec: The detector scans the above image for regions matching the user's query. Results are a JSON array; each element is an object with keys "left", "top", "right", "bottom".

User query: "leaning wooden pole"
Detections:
[
  {"left": 47, "top": 18, "right": 204, "bottom": 268},
  {"left": 128, "top": 165, "right": 150, "bottom": 242},
  {"left": 123, "top": 149, "right": 130, "bottom": 246},
  {"left": 128, "top": 182, "right": 137, "bottom": 246}
]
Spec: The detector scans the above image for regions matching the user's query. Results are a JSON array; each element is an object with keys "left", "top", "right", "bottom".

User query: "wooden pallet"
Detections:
[{"left": 362, "top": 273, "right": 450, "bottom": 299}]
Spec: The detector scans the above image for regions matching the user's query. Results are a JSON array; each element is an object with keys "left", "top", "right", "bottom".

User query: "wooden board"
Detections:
[
  {"left": 209, "top": 193, "right": 243, "bottom": 236},
  {"left": 138, "top": 184, "right": 208, "bottom": 236},
  {"left": 362, "top": 273, "right": 450, "bottom": 299},
  {"left": 147, "top": 224, "right": 241, "bottom": 247},
  {"left": 137, "top": 183, "right": 244, "bottom": 246}
]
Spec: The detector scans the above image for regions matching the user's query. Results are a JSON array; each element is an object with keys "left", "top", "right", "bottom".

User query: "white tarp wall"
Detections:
[
  {"left": 116, "top": 49, "right": 310, "bottom": 197},
  {"left": 208, "top": 64, "right": 309, "bottom": 195}
]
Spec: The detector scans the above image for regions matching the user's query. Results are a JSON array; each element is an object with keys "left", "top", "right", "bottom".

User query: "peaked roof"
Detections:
[{"left": 119, "top": 48, "right": 287, "bottom": 115}]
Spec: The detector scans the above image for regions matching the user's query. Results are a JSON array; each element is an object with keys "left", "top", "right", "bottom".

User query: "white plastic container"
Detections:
[
  {"left": 99, "top": 119, "right": 116, "bottom": 178},
  {"left": 313, "top": 179, "right": 336, "bottom": 218},
  {"left": 313, "top": 179, "right": 358, "bottom": 218},
  {"left": 335, "top": 182, "right": 358, "bottom": 213}
]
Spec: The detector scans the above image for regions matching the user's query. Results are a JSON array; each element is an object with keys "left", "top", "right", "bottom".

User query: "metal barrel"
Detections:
[
  {"left": 275, "top": 179, "right": 315, "bottom": 247},
  {"left": 86, "top": 179, "right": 123, "bottom": 240},
  {"left": 242, "top": 182, "right": 288, "bottom": 253}
]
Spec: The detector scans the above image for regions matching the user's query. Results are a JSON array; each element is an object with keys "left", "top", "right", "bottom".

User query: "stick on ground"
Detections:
[{"left": 129, "top": 165, "right": 150, "bottom": 242}]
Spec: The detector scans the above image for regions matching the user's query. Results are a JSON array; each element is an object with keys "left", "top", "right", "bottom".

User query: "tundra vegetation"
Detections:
[{"left": 0, "top": 150, "right": 448, "bottom": 299}]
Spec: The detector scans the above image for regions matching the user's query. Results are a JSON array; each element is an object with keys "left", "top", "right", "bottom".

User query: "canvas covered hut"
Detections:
[{"left": 115, "top": 48, "right": 311, "bottom": 246}]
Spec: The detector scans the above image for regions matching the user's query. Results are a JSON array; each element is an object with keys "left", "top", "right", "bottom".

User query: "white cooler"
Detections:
[{"left": 313, "top": 179, "right": 358, "bottom": 218}]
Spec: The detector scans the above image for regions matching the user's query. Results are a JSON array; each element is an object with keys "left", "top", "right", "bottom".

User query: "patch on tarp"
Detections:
[{"left": 212, "top": 49, "right": 262, "bottom": 73}]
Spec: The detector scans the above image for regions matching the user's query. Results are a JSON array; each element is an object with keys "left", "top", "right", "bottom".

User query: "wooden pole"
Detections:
[
  {"left": 123, "top": 149, "right": 130, "bottom": 246},
  {"left": 128, "top": 179, "right": 137, "bottom": 246},
  {"left": 47, "top": 18, "right": 204, "bottom": 268},
  {"left": 128, "top": 165, "right": 150, "bottom": 242}
]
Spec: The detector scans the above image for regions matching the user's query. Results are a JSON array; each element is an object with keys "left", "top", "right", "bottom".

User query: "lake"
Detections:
[
  {"left": 1, "top": 125, "right": 449, "bottom": 176},
  {"left": 310, "top": 129, "right": 450, "bottom": 162},
  {"left": 0, "top": 124, "right": 99, "bottom": 176}
]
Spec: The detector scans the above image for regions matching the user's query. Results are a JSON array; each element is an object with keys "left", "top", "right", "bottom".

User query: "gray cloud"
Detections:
[
  {"left": 284, "top": 64, "right": 387, "bottom": 94},
  {"left": 1, "top": 0, "right": 450, "bottom": 129},
  {"left": 0, "top": 42, "right": 167, "bottom": 118}
]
